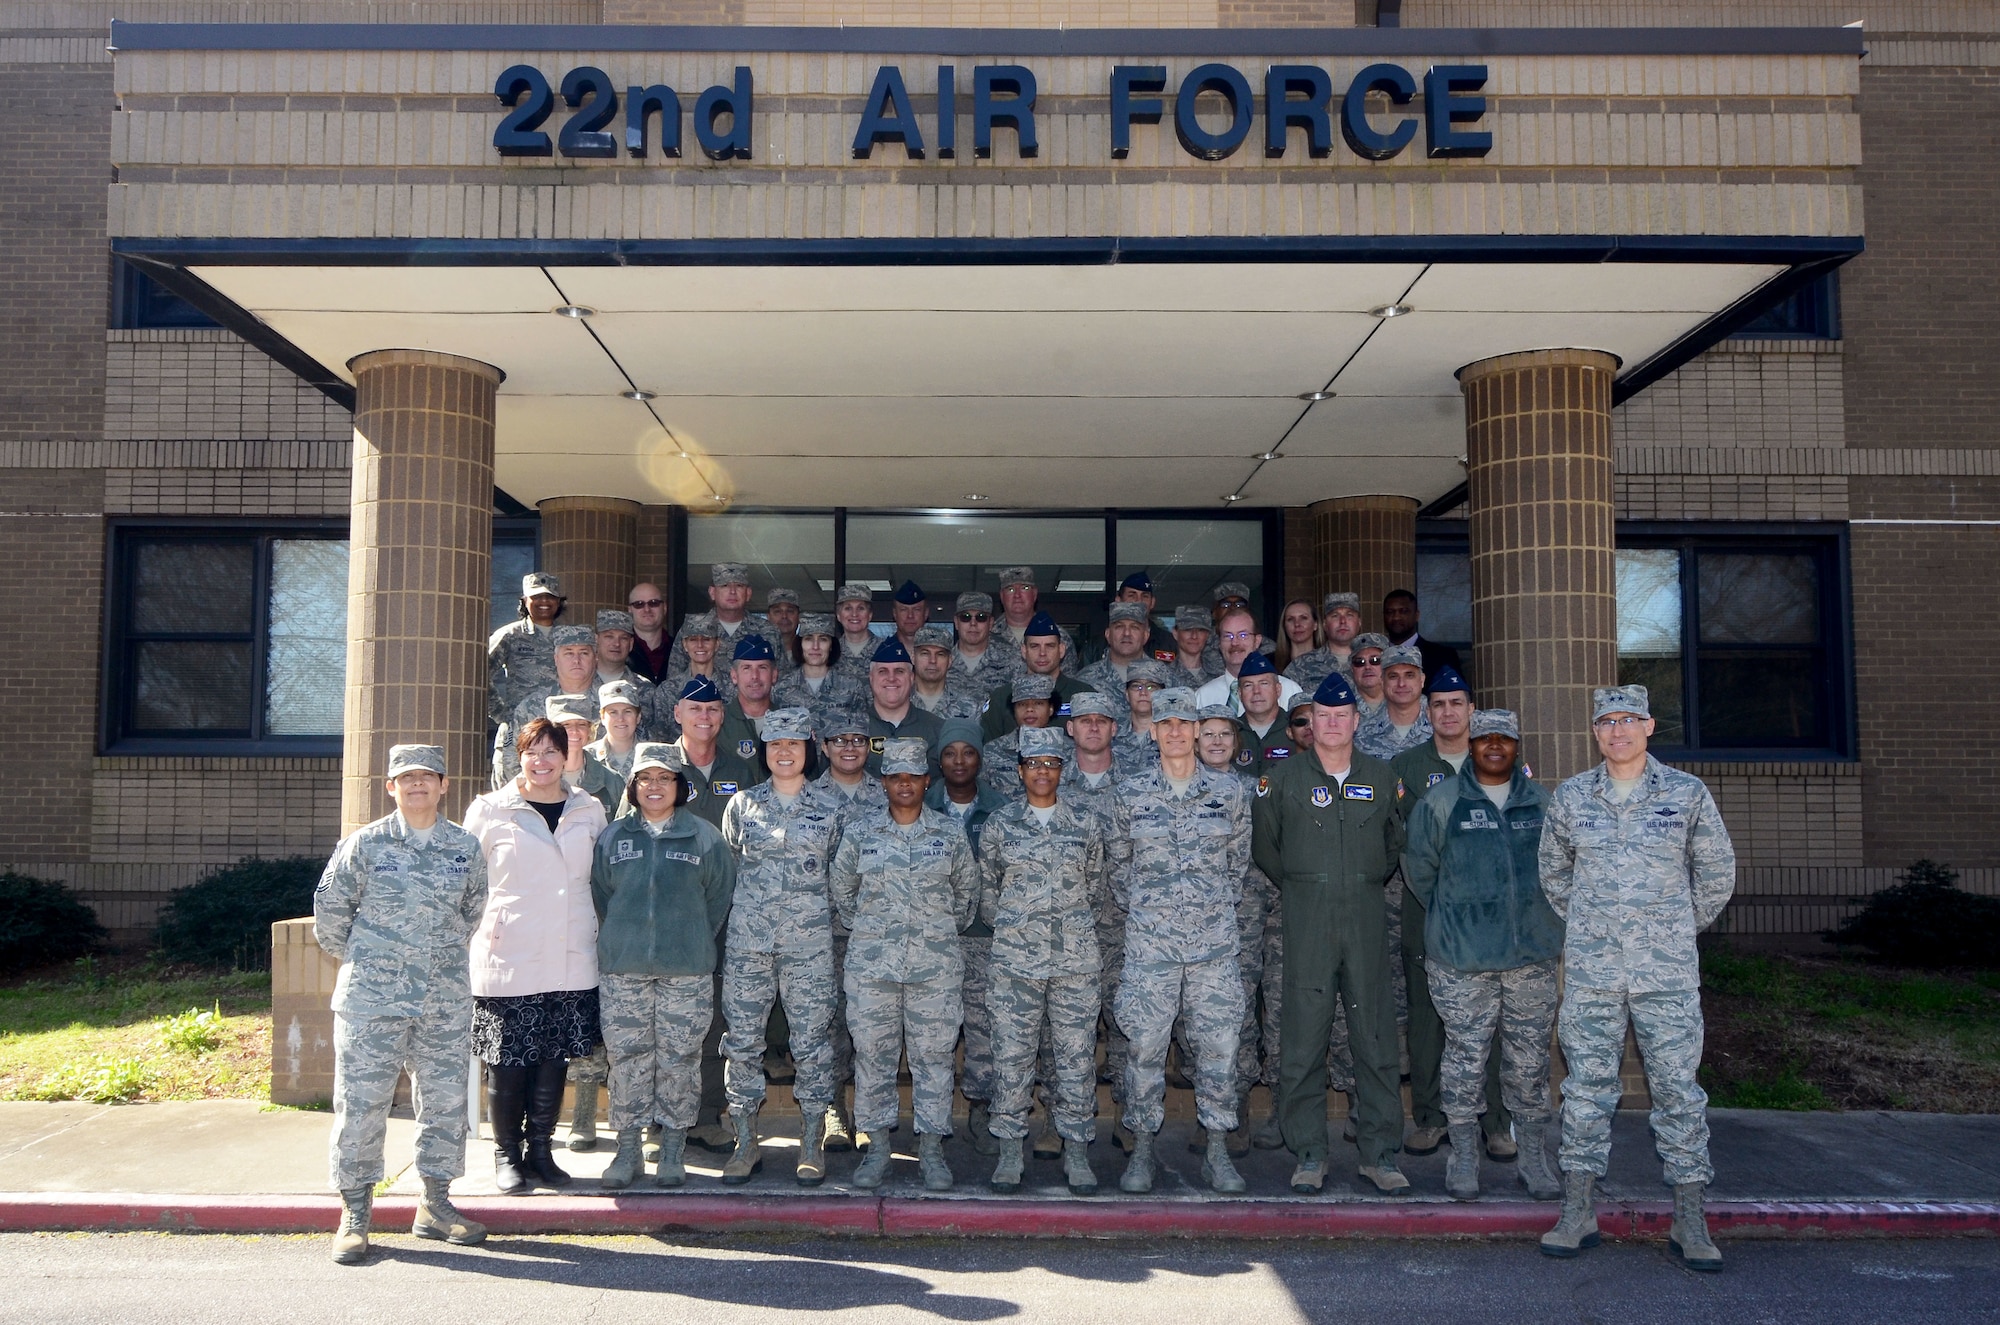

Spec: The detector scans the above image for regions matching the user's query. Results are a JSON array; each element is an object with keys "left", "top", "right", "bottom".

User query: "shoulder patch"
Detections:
[
  {"left": 1255, "top": 776, "right": 1270, "bottom": 798},
  {"left": 1427, "top": 771, "right": 1445, "bottom": 788},
  {"left": 1233, "top": 748, "right": 1253, "bottom": 767},
  {"left": 1343, "top": 783, "right": 1375, "bottom": 801},
  {"left": 1395, "top": 778, "right": 1406, "bottom": 800}
]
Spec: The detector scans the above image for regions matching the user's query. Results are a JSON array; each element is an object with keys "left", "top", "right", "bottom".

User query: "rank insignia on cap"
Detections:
[
  {"left": 1256, "top": 777, "right": 1270, "bottom": 798},
  {"left": 1310, "top": 786, "right": 1333, "bottom": 808},
  {"left": 1343, "top": 784, "right": 1374, "bottom": 801},
  {"left": 714, "top": 781, "right": 738, "bottom": 796},
  {"left": 737, "top": 740, "right": 756, "bottom": 758},
  {"left": 1234, "top": 748, "right": 1252, "bottom": 767}
]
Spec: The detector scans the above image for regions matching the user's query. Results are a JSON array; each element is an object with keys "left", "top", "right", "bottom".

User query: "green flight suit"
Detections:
[
  {"left": 1390, "top": 740, "right": 1511, "bottom": 1143},
  {"left": 1251, "top": 744, "right": 1405, "bottom": 1167}
]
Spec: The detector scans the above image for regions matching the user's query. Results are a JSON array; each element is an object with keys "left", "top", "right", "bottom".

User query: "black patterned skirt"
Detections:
[{"left": 471, "top": 987, "right": 602, "bottom": 1066}]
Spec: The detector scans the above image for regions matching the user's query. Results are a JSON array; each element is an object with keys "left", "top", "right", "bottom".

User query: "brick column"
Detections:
[
  {"left": 1307, "top": 494, "right": 1418, "bottom": 634},
  {"left": 1461, "top": 348, "right": 1620, "bottom": 782},
  {"left": 342, "top": 349, "right": 499, "bottom": 833},
  {"left": 539, "top": 495, "right": 641, "bottom": 626}
]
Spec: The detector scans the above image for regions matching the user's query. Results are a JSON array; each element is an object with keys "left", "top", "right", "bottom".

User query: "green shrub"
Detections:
[
  {"left": 0, "top": 872, "right": 107, "bottom": 976},
  {"left": 154, "top": 856, "right": 323, "bottom": 971},
  {"left": 158, "top": 1003, "right": 227, "bottom": 1055},
  {"left": 28, "top": 1056, "right": 151, "bottom": 1103},
  {"left": 1828, "top": 860, "right": 2000, "bottom": 969}
]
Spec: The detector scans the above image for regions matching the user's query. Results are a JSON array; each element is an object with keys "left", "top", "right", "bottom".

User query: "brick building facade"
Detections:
[{"left": 1, "top": 0, "right": 1993, "bottom": 943}]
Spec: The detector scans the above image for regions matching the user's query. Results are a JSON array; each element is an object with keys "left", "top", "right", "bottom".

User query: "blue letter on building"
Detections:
[
  {"left": 854, "top": 65, "right": 925, "bottom": 159},
  {"left": 973, "top": 65, "right": 1038, "bottom": 158},
  {"left": 1424, "top": 64, "right": 1491, "bottom": 158},
  {"left": 1340, "top": 62, "right": 1418, "bottom": 161}
]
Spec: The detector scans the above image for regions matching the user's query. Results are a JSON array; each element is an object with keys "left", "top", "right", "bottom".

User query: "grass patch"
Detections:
[
  {"left": 1700, "top": 946, "right": 2000, "bottom": 1113},
  {"left": 0, "top": 957, "right": 271, "bottom": 1104}
]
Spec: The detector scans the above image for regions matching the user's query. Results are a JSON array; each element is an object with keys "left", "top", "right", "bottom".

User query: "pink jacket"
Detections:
[{"left": 463, "top": 782, "right": 606, "bottom": 998}]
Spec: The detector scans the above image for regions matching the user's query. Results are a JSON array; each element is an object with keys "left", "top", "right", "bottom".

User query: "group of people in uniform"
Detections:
[{"left": 314, "top": 561, "right": 1738, "bottom": 1273}]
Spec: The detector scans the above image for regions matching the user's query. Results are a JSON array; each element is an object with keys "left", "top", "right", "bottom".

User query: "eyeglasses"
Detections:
[
  {"left": 1219, "top": 631, "right": 1257, "bottom": 643},
  {"left": 825, "top": 735, "right": 868, "bottom": 748},
  {"left": 1126, "top": 680, "right": 1163, "bottom": 691},
  {"left": 628, "top": 598, "right": 663, "bottom": 610},
  {"left": 1593, "top": 715, "right": 1645, "bottom": 729},
  {"left": 1021, "top": 758, "right": 1065, "bottom": 771},
  {"left": 957, "top": 612, "right": 990, "bottom": 622}
]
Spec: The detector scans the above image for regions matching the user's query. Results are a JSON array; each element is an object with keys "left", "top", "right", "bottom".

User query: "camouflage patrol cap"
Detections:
[
  {"left": 1470, "top": 708, "right": 1521, "bottom": 740},
  {"left": 879, "top": 737, "right": 929, "bottom": 776},
  {"left": 1592, "top": 685, "right": 1650, "bottom": 722},
  {"left": 1174, "top": 605, "right": 1214, "bottom": 631},
  {"left": 631, "top": 741, "right": 685, "bottom": 776},
  {"left": 997, "top": 566, "right": 1036, "bottom": 589},
  {"left": 1066, "top": 690, "right": 1118, "bottom": 719},
  {"left": 817, "top": 708, "right": 869, "bottom": 739},
  {"left": 913, "top": 624, "right": 955, "bottom": 650},
  {"left": 1213, "top": 581, "right": 1252, "bottom": 603},
  {"left": 1382, "top": 644, "right": 1425, "bottom": 673},
  {"left": 522, "top": 572, "right": 563, "bottom": 599},
  {"left": 545, "top": 693, "right": 595, "bottom": 726},
  {"left": 765, "top": 586, "right": 800, "bottom": 607},
  {"left": 386, "top": 744, "right": 446, "bottom": 778},
  {"left": 1107, "top": 601, "right": 1149, "bottom": 626},
  {"left": 598, "top": 679, "right": 644, "bottom": 712},
  {"left": 1152, "top": 686, "right": 1201, "bottom": 722},
  {"left": 1321, "top": 592, "right": 1361, "bottom": 616},
  {"left": 710, "top": 562, "right": 751, "bottom": 587},
  {"left": 956, "top": 591, "right": 994, "bottom": 614},
  {"left": 797, "top": 613, "right": 837, "bottom": 639},
  {"left": 835, "top": 582, "right": 874, "bottom": 605},
  {"left": 678, "top": 612, "right": 721, "bottom": 639},
  {"left": 1017, "top": 725, "right": 1071, "bottom": 762},
  {"left": 1196, "top": 703, "right": 1239, "bottom": 724},
  {"left": 1011, "top": 674, "right": 1056, "bottom": 703},
  {"left": 551, "top": 625, "right": 597, "bottom": 650},
  {"left": 595, "top": 609, "right": 635, "bottom": 636},
  {"left": 1286, "top": 689, "right": 1317, "bottom": 712},
  {"left": 1125, "top": 658, "right": 1170, "bottom": 687},
  {"left": 1351, "top": 632, "right": 1391, "bottom": 655},
  {"left": 758, "top": 706, "right": 815, "bottom": 743}
]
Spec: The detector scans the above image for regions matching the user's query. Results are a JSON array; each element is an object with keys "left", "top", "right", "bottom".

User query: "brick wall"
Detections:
[
  {"left": 0, "top": 470, "right": 102, "bottom": 868},
  {"left": 0, "top": 62, "right": 109, "bottom": 445},
  {"left": 105, "top": 331, "right": 351, "bottom": 445},
  {"left": 1614, "top": 346, "right": 1845, "bottom": 451}
]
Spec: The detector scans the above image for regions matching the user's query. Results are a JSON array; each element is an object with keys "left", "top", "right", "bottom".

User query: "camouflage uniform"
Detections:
[
  {"left": 773, "top": 666, "right": 866, "bottom": 717},
  {"left": 493, "top": 684, "right": 599, "bottom": 787},
  {"left": 315, "top": 808, "right": 487, "bottom": 1190},
  {"left": 952, "top": 644, "right": 1020, "bottom": 696},
  {"left": 1111, "top": 724, "right": 1157, "bottom": 779},
  {"left": 817, "top": 768, "right": 887, "bottom": 1091},
  {"left": 1356, "top": 705, "right": 1433, "bottom": 762},
  {"left": 830, "top": 804, "right": 982, "bottom": 1137},
  {"left": 977, "top": 727, "right": 1028, "bottom": 800},
  {"left": 911, "top": 681, "right": 985, "bottom": 722},
  {"left": 1541, "top": 751, "right": 1736, "bottom": 1184},
  {"left": 585, "top": 737, "right": 636, "bottom": 786},
  {"left": 719, "top": 779, "right": 845, "bottom": 1115},
  {"left": 487, "top": 618, "right": 555, "bottom": 727},
  {"left": 926, "top": 777, "right": 1009, "bottom": 1109},
  {"left": 979, "top": 798, "right": 1107, "bottom": 1144},
  {"left": 1073, "top": 656, "right": 1138, "bottom": 719},
  {"left": 1055, "top": 759, "right": 1127, "bottom": 1098},
  {"left": 1109, "top": 763, "right": 1253, "bottom": 1135},
  {"left": 592, "top": 807, "right": 735, "bottom": 1133},
  {"left": 665, "top": 615, "right": 790, "bottom": 679},
  {"left": 1282, "top": 645, "right": 1351, "bottom": 695}
]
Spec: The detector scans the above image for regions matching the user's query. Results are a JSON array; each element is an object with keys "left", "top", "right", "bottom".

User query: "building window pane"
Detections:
[
  {"left": 490, "top": 536, "right": 539, "bottom": 635},
  {"left": 132, "top": 541, "right": 255, "bottom": 634},
  {"left": 1697, "top": 650, "right": 1821, "bottom": 746},
  {"left": 847, "top": 513, "right": 1107, "bottom": 630},
  {"left": 1698, "top": 552, "right": 1818, "bottom": 645},
  {"left": 1415, "top": 550, "right": 1471, "bottom": 649},
  {"left": 687, "top": 511, "right": 837, "bottom": 615},
  {"left": 1616, "top": 548, "right": 1685, "bottom": 745},
  {"left": 132, "top": 640, "right": 254, "bottom": 732},
  {"left": 1118, "top": 518, "right": 1265, "bottom": 624},
  {"left": 265, "top": 539, "right": 348, "bottom": 736}
]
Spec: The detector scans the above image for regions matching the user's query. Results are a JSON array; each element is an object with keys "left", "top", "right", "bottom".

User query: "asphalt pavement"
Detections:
[{"left": 2, "top": 1231, "right": 1995, "bottom": 1324}]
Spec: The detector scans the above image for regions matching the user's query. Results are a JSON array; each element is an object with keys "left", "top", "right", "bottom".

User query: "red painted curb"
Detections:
[{"left": 1, "top": 1193, "right": 1995, "bottom": 1240}]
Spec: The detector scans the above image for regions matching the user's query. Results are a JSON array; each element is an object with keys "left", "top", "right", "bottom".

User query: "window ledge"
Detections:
[{"left": 1661, "top": 757, "right": 1858, "bottom": 778}]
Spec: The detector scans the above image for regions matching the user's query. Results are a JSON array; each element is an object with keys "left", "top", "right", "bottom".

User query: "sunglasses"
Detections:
[
  {"left": 1020, "top": 758, "right": 1065, "bottom": 771},
  {"left": 628, "top": 598, "right": 664, "bottom": 610},
  {"left": 1289, "top": 716, "right": 1312, "bottom": 728},
  {"left": 1353, "top": 656, "right": 1385, "bottom": 668},
  {"left": 957, "top": 612, "right": 991, "bottom": 622}
]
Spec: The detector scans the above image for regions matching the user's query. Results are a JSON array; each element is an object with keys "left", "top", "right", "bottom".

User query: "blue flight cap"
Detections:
[
  {"left": 1119, "top": 570, "right": 1153, "bottom": 594},
  {"left": 872, "top": 636, "right": 913, "bottom": 666},
  {"left": 1024, "top": 611, "right": 1061, "bottom": 640},
  {"left": 1313, "top": 671, "right": 1358, "bottom": 708},
  {"left": 732, "top": 633, "right": 775, "bottom": 663},
  {"left": 678, "top": 674, "right": 723, "bottom": 704},
  {"left": 1237, "top": 649, "right": 1278, "bottom": 679},
  {"left": 1428, "top": 664, "right": 1470, "bottom": 696},
  {"left": 892, "top": 579, "right": 926, "bottom": 605}
]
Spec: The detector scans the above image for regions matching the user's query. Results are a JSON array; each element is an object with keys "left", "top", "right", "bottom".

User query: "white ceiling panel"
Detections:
[
  {"left": 1238, "top": 457, "right": 1467, "bottom": 507},
  {"left": 1407, "top": 262, "right": 1783, "bottom": 314},
  {"left": 194, "top": 265, "right": 559, "bottom": 314},
  {"left": 1331, "top": 309, "right": 1712, "bottom": 398},
  {"left": 1279, "top": 393, "right": 1468, "bottom": 460},
  {"left": 254, "top": 310, "right": 630, "bottom": 396},
  {"left": 550, "top": 263, "right": 1426, "bottom": 315}
]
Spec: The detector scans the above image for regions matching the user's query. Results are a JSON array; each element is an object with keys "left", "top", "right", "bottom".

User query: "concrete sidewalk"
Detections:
[{"left": 1, "top": 1100, "right": 1996, "bottom": 1239}]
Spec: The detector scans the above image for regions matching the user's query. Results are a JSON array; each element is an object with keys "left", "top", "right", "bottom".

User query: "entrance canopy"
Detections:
[{"left": 168, "top": 251, "right": 1796, "bottom": 510}]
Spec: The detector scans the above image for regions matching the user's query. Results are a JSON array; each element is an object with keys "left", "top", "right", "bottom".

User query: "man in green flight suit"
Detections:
[{"left": 1251, "top": 670, "right": 1411, "bottom": 1195}]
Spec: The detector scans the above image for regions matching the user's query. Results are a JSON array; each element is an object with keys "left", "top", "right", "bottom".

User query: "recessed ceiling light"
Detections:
[
  {"left": 1259, "top": 451, "right": 1283, "bottom": 461},
  {"left": 1369, "top": 303, "right": 1413, "bottom": 318},
  {"left": 1221, "top": 494, "right": 1243, "bottom": 502},
  {"left": 1297, "top": 390, "right": 1334, "bottom": 402},
  {"left": 963, "top": 492, "right": 990, "bottom": 501},
  {"left": 552, "top": 304, "right": 595, "bottom": 319},
  {"left": 620, "top": 389, "right": 655, "bottom": 401}
]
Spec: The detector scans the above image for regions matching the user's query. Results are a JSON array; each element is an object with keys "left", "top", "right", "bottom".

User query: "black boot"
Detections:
[
  {"left": 487, "top": 1064, "right": 530, "bottom": 1195},
  {"left": 524, "top": 1057, "right": 573, "bottom": 1188}
]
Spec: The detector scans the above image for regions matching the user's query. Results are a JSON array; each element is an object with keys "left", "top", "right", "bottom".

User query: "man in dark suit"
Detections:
[{"left": 1383, "top": 588, "right": 1464, "bottom": 683}]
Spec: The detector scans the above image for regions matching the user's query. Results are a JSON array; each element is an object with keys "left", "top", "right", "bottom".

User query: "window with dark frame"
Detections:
[
  {"left": 112, "top": 261, "right": 220, "bottom": 331},
  {"left": 1727, "top": 270, "right": 1840, "bottom": 341},
  {"left": 1413, "top": 523, "right": 1850, "bottom": 757}
]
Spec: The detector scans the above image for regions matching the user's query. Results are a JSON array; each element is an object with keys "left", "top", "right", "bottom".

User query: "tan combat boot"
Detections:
[
  {"left": 721, "top": 1107, "right": 762, "bottom": 1185},
  {"left": 412, "top": 1177, "right": 487, "bottom": 1246},
  {"left": 330, "top": 1187, "right": 371, "bottom": 1265},
  {"left": 1669, "top": 1181, "right": 1724, "bottom": 1271},
  {"left": 1539, "top": 1170, "right": 1602, "bottom": 1257}
]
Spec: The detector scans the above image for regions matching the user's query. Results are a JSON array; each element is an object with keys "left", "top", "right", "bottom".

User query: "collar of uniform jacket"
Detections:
[
  {"left": 1585, "top": 751, "right": 1669, "bottom": 805},
  {"left": 613, "top": 805, "right": 702, "bottom": 839},
  {"left": 1451, "top": 756, "right": 1546, "bottom": 811}
]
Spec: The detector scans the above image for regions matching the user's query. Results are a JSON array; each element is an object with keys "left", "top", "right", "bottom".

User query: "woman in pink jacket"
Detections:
[{"left": 464, "top": 716, "right": 608, "bottom": 1194}]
